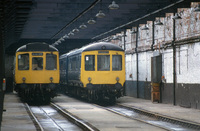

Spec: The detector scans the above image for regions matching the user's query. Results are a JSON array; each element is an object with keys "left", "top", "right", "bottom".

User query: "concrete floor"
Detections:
[{"left": 1, "top": 93, "right": 36, "bottom": 131}]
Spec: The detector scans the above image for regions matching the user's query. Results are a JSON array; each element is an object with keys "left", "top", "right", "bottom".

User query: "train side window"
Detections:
[
  {"left": 76, "top": 56, "right": 79, "bottom": 70},
  {"left": 97, "top": 55, "right": 110, "bottom": 71},
  {"left": 85, "top": 55, "right": 95, "bottom": 71},
  {"left": 60, "top": 61, "right": 63, "bottom": 70},
  {"left": 71, "top": 57, "right": 76, "bottom": 71},
  {"left": 112, "top": 55, "right": 122, "bottom": 71},
  {"left": 79, "top": 55, "right": 81, "bottom": 71},
  {"left": 68, "top": 58, "right": 72, "bottom": 71},
  {"left": 46, "top": 54, "right": 57, "bottom": 70},
  {"left": 18, "top": 54, "right": 29, "bottom": 70},
  {"left": 32, "top": 57, "right": 43, "bottom": 70}
]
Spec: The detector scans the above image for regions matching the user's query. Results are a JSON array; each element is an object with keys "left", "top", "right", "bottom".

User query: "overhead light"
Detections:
[
  {"left": 79, "top": 23, "right": 87, "bottom": 29},
  {"left": 172, "top": 13, "right": 182, "bottom": 19},
  {"left": 68, "top": 31, "right": 74, "bottom": 36},
  {"left": 55, "top": 40, "right": 61, "bottom": 45},
  {"left": 72, "top": 28, "right": 79, "bottom": 33},
  {"left": 117, "top": 34, "right": 122, "bottom": 38},
  {"left": 112, "top": 36, "right": 119, "bottom": 40},
  {"left": 130, "top": 28, "right": 137, "bottom": 34},
  {"left": 194, "top": 4, "right": 200, "bottom": 12},
  {"left": 108, "top": 1, "right": 119, "bottom": 10},
  {"left": 121, "top": 33, "right": 127, "bottom": 37},
  {"left": 63, "top": 34, "right": 69, "bottom": 39},
  {"left": 87, "top": 18, "right": 96, "bottom": 24},
  {"left": 96, "top": 10, "right": 105, "bottom": 18},
  {"left": 59, "top": 37, "right": 65, "bottom": 42},
  {"left": 155, "top": 18, "right": 163, "bottom": 25},
  {"left": 105, "top": 39, "right": 110, "bottom": 42},
  {"left": 141, "top": 24, "right": 149, "bottom": 30},
  {"left": 57, "top": 40, "right": 61, "bottom": 44}
]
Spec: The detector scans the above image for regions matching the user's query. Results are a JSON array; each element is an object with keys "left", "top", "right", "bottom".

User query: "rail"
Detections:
[
  {"left": 50, "top": 102, "right": 99, "bottom": 131},
  {"left": 24, "top": 103, "right": 44, "bottom": 131}
]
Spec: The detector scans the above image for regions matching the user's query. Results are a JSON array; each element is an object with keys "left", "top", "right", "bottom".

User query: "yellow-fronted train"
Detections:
[
  {"left": 14, "top": 42, "right": 60, "bottom": 103},
  {"left": 60, "top": 42, "right": 125, "bottom": 103}
]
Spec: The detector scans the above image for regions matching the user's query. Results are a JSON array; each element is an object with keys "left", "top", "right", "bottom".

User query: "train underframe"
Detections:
[
  {"left": 62, "top": 83, "right": 124, "bottom": 103},
  {"left": 14, "top": 83, "right": 57, "bottom": 103}
]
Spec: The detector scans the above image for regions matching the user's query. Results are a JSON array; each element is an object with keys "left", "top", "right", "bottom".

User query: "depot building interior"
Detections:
[{"left": 0, "top": 0, "right": 200, "bottom": 122}]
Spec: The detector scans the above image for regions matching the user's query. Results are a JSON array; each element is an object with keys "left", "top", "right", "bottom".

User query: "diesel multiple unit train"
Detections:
[
  {"left": 60, "top": 42, "right": 125, "bottom": 102},
  {"left": 14, "top": 42, "right": 60, "bottom": 103},
  {"left": 14, "top": 41, "right": 125, "bottom": 103}
]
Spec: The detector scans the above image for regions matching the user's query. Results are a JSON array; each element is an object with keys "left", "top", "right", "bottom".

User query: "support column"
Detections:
[
  {"left": 151, "top": 21, "right": 155, "bottom": 50},
  {"left": 135, "top": 26, "right": 139, "bottom": 98},
  {"left": 172, "top": 13, "right": 177, "bottom": 106},
  {"left": 123, "top": 29, "right": 126, "bottom": 95},
  {"left": 123, "top": 30, "right": 126, "bottom": 50}
]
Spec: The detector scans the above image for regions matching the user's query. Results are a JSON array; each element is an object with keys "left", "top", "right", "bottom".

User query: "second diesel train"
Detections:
[
  {"left": 14, "top": 42, "right": 60, "bottom": 103},
  {"left": 60, "top": 42, "right": 125, "bottom": 102}
]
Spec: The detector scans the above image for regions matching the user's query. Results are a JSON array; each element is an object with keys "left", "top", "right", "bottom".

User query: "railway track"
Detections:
[
  {"left": 25, "top": 94, "right": 200, "bottom": 131},
  {"left": 94, "top": 103, "right": 200, "bottom": 131},
  {"left": 117, "top": 104, "right": 200, "bottom": 130},
  {"left": 51, "top": 95, "right": 168, "bottom": 130},
  {"left": 24, "top": 103, "right": 98, "bottom": 131}
]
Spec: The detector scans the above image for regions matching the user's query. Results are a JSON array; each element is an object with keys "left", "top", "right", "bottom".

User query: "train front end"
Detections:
[
  {"left": 81, "top": 43, "right": 125, "bottom": 102},
  {"left": 14, "top": 43, "right": 60, "bottom": 103}
]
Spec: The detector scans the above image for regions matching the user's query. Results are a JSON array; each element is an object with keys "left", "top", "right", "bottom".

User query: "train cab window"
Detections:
[
  {"left": 98, "top": 55, "right": 110, "bottom": 71},
  {"left": 85, "top": 55, "right": 95, "bottom": 71},
  {"left": 32, "top": 57, "right": 43, "bottom": 70},
  {"left": 112, "top": 55, "right": 122, "bottom": 71},
  {"left": 18, "top": 54, "right": 29, "bottom": 70},
  {"left": 46, "top": 54, "right": 57, "bottom": 70}
]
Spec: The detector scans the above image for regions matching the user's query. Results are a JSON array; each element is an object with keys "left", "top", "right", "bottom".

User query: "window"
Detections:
[
  {"left": 18, "top": 54, "right": 29, "bottom": 70},
  {"left": 98, "top": 55, "right": 110, "bottom": 71},
  {"left": 85, "top": 55, "right": 95, "bottom": 71},
  {"left": 112, "top": 55, "right": 122, "bottom": 71},
  {"left": 71, "top": 57, "right": 77, "bottom": 71},
  {"left": 32, "top": 57, "right": 43, "bottom": 70},
  {"left": 78, "top": 55, "right": 81, "bottom": 71},
  {"left": 68, "top": 56, "right": 78, "bottom": 71},
  {"left": 60, "top": 61, "right": 64, "bottom": 70},
  {"left": 68, "top": 58, "right": 72, "bottom": 71},
  {"left": 46, "top": 54, "right": 57, "bottom": 70}
]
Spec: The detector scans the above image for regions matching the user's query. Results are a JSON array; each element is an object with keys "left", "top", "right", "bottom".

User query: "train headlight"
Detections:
[
  {"left": 116, "top": 77, "right": 120, "bottom": 82},
  {"left": 50, "top": 77, "right": 53, "bottom": 83},
  {"left": 88, "top": 77, "right": 92, "bottom": 83},
  {"left": 22, "top": 77, "right": 26, "bottom": 83}
]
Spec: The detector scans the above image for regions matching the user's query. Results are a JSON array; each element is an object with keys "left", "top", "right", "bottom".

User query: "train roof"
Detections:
[
  {"left": 82, "top": 42, "right": 124, "bottom": 52},
  {"left": 60, "top": 42, "right": 124, "bottom": 58},
  {"left": 16, "top": 42, "right": 58, "bottom": 52}
]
